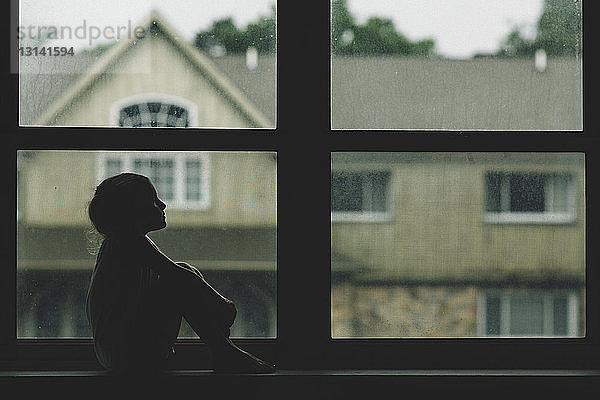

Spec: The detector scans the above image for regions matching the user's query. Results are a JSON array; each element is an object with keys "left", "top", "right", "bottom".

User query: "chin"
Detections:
[{"left": 149, "top": 222, "right": 167, "bottom": 233}]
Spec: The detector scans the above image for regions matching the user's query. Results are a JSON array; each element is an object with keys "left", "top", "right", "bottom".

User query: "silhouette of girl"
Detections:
[{"left": 86, "top": 173, "right": 275, "bottom": 373}]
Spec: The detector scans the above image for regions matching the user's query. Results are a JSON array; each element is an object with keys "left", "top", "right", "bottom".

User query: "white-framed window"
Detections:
[
  {"left": 331, "top": 170, "right": 392, "bottom": 222},
  {"left": 484, "top": 171, "right": 577, "bottom": 224},
  {"left": 110, "top": 93, "right": 199, "bottom": 128},
  {"left": 97, "top": 151, "right": 210, "bottom": 210},
  {"left": 478, "top": 290, "right": 580, "bottom": 337}
]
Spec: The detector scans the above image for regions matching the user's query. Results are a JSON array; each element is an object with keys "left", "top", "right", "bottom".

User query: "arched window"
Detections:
[
  {"left": 110, "top": 93, "right": 198, "bottom": 127},
  {"left": 119, "top": 102, "right": 189, "bottom": 127}
]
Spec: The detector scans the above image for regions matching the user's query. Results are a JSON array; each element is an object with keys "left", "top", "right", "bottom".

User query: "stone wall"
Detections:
[{"left": 332, "top": 283, "right": 479, "bottom": 338}]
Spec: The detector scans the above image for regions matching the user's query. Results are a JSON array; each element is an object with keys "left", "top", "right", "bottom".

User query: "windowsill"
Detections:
[
  {"left": 331, "top": 212, "right": 392, "bottom": 223},
  {"left": 483, "top": 212, "right": 576, "bottom": 224},
  {"left": 2, "top": 368, "right": 599, "bottom": 395},
  {"left": 2, "top": 369, "right": 600, "bottom": 377}
]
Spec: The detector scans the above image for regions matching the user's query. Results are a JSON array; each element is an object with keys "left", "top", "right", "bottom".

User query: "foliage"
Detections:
[
  {"left": 193, "top": 5, "right": 276, "bottom": 55},
  {"left": 331, "top": 0, "right": 435, "bottom": 56},
  {"left": 191, "top": 0, "right": 581, "bottom": 59},
  {"left": 497, "top": 0, "right": 582, "bottom": 57},
  {"left": 194, "top": 0, "right": 433, "bottom": 57}
]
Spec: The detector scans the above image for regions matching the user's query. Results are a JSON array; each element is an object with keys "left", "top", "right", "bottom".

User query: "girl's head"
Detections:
[{"left": 88, "top": 173, "right": 167, "bottom": 238}]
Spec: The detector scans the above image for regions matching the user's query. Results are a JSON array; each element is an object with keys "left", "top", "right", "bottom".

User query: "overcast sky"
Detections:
[{"left": 19, "top": 0, "right": 544, "bottom": 58}]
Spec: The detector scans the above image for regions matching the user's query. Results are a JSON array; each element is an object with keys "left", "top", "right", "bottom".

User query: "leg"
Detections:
[
  {"left": 172, "top": 262, "right": 237, "bottom": 331},
  {"left": 165, "top": 262, "right": 275, "bottom": 373}
]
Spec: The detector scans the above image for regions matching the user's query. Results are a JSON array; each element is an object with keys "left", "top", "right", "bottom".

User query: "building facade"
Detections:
[{"left": 331, "top": 152, "right": 585, "bottom": 338}]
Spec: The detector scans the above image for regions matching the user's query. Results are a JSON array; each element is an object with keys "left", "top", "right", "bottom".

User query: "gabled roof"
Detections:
[
  {"left": 20, "top": 10, "right": 274, "bottom": 128},
  {"left": 210, "top": 55, "right": 276, "bottom": 129}
]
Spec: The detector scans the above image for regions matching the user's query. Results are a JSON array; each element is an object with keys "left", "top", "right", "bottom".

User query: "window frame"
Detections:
[
  {"left": 96, "top": 151, "right": 211, "bottom": 210},
  {"left": 330, "top": 169, "right": 393, "bottom": 222},
  {"left": 109, "top": 93, "right": 199, "bottom": 128},
  {"left": 477, "top": 289, "right": 581, "bottom": 338},
  {"left": 484, "top": 170, "right": 578, "bottom": 224},
  {"left": 4, "top": 0, "right": 599, "bottom": 372}
]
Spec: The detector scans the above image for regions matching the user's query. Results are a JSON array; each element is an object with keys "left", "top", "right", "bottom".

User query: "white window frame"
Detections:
[
  {"left": 331, "top": 170, "right": 393, "bottom": 223},
  {"left": 484, "top": 171, "right": 577, "bottom": 224},
  {"left": 96, "top": 151, "right": 210, "bottom": 210},
  {"left": 109, "top": 93, "right": 199, "bottom": 128},
  {"left": 477, "top": 290, "right": 580, "bottom": 338}
]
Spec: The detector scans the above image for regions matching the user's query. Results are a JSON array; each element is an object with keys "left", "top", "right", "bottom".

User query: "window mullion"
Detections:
[
  {"left": 3, "top": 149, "right": 16, "bottom": 349},
  {"left": 545, "top": 175, "right": 555, "bottom": 213},
  {"left": 500, "top": 293, "right": 511, "bottom": 336},
  {"left": 543, "top": 293, "right": 554, "bottom": 336},
  {"left": 276, "top": 0, "right": 331, "bottom": 368},
  {"left": 175, "top": 153, "right": 185, "bottom": 207}
]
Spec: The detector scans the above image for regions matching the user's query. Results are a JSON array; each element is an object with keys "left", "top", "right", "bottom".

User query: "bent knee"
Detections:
[
  {"left": 176, "top": 262, "right": 203, "bottom": 279},
  {"left": 176, "top": 261, "right": 192, "bottom": 270},
  {"left": 222, "top": 300, "right": 237, "bottom": 327}
]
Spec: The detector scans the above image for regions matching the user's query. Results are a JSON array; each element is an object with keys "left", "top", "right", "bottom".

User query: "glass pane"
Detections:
[
  {"left": 553, "top": 296, "right": 568, "bottom": 335},
  {"left": 510, "top": 295, "right": 544, "bottom": 335},
  {"left": 365, "top": 172, "right": 389, "bottom": 212},
  {"left": 133, "top": 159, "right": 175, "bottom": 201},
  {"left": 485, "top": 296, "right": 501, "bottom": 335},
  {"left": 185, "top": 160, "right": 202, "bottom": 201},
  {"left": 19, "top": 0, "right": 276, "bottom": 128},
  {"left": 331, "top": 0, "right": 582, "bottom": 130},
  {"left": 485, "top": 173, "right": 503, "bottom": 212},
  {"left": 332, "top": 172, "right": 364, "bottom": 212},
  {"left": 331, "top": 152, "right": 585, "bottom": 338},
  {"left": 17, "top": 150, "right": 277, "bottom": 338},
  {"left": 119, "top": 102, "right": 190, "bottom": 127},
  {"left": 510, "top": 174, "right": 545, "bottom": 212}
]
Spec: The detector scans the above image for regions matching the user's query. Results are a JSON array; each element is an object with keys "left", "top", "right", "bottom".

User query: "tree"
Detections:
[
  {"left": 331, "top": 0, "right": 356, "bottom": 53},
  {"left": 497, "top": 28, "right": 537, "bottom": 57},
  {"left": 244, "top": 7, "right": 277, "bottom": 54},
  {"left": 536, "top": 0, "right": 582, "bottom": 57},
  {"left": 194, "top": 18, "right": 245, "bottom": 54},
  {"left": 331, "top": 0, "right": 435, "bottom": 56},
  {"left": 497, "top": 0, "right": 581, "bottom": 57},
  {"left": 193, "top": 5, "right": 276, "bottom": 55}
]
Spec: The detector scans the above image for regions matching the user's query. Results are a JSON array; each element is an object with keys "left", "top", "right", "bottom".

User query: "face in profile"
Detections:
[{"left": 133, "top": 180, "right": 167, "bottom": 234}]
